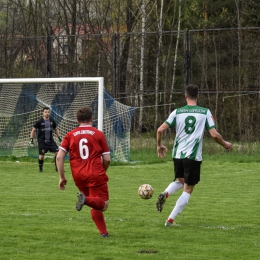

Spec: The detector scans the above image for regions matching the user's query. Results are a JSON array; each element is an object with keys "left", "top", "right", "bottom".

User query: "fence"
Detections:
[{"left": 0, "top": 28, "right": 260, "bottom": 141}]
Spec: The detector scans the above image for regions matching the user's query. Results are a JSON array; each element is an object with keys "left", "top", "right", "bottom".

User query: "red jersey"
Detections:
[{"left": 60, "top": 125, "right": 110, "bottom": 187}]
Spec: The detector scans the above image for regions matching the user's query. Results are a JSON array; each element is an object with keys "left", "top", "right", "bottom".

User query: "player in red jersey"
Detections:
[{"left": 56, "top": 107, "right": 111, "bottom": 237}]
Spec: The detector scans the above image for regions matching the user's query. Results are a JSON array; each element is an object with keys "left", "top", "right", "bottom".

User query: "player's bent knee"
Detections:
[
  {"left": 177, "top": 178, "right": 184, "bottom": 184},
  {"left": 102, "top": 200, "right": 109, "bottom": 211},
  {"left": 184, "top": 186, "right": 194, "bottom": 194}
]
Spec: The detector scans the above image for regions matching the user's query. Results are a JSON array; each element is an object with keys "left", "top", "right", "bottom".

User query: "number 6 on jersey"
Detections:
[{"left": 79, "top": 138, "right": 89, "bottom": 159}]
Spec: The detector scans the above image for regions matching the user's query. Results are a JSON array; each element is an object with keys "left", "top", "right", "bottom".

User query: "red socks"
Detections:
[
  {"left": 91, "top": 209, "right": 108, "bottom": 235},
  {"left": 167, "top": 218, "right": 174, "bottom": 223},
  {"left": 81, "top": 196, "right": 108, "bottom": 235}
]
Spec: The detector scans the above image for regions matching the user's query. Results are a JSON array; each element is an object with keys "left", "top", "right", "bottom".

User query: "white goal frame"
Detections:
[
  {"left": 0, "top": 77, "right": 104, "bottom": 131},
  {"left": 0, "top": 76, "right": 135, "bottom": 161}
]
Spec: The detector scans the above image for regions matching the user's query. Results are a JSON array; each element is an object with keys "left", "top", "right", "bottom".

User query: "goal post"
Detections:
[{"left": 0, "top": 77, "right": 135, "bottom": 161}]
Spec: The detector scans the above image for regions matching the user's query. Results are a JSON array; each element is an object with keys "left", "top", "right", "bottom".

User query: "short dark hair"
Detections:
[
  {"left": 185, "top": 84, "right": 198, "bottom": 100},
  {"left": 42, "top": 106, "right": 50, "bottom": 112},
  {"left": 77, "top": 107, "right": 93, "bottom": 123}
]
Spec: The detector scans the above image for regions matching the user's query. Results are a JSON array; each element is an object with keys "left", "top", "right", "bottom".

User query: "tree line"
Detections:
[{"left": 0, "top": 0, "right": 260, "bottom": 140}]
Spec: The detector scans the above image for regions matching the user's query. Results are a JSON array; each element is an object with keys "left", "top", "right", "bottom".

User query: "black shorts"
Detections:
[
  {"left": 38, "top": 141, "right": 59, "bottom": 155},
  {"left": 173, "top": 158, "right": 202, "bottom": 186}
]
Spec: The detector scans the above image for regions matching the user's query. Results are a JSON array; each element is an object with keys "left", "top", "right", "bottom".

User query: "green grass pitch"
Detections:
[{"left": 0, "top": 155, "right": 260, "bottom": 259}]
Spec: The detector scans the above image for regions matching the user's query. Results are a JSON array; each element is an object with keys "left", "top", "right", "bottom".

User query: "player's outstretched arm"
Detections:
[
  {"left": 209, "top": 128, "right": 233, "bottom": 151},
  {"left": 102, "top": 153, "right": 111, "bottom": 171},
  {"left": 156, "top": 123, "right": 169, "bottom": 158},
  {"left": 56, "top": 149, "right": 67, "bottom": 190},
  {"left": 29, "top": 128, "right": 36, "bottom": 146},
  {"left": 54, "top": 128, "right": 62, "bottom": 142},
  {"left": 157, "top": 145, "right": 168, "bottom": 158}
]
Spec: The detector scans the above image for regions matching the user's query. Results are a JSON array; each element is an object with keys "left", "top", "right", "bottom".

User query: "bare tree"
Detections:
[
  {"left": 168, "top": 0, "right": 182, "bottom": 114},
  {"left": 163, "top": 1, "right": 177, "bottom": 119},
  {"left": 154, "top": 0, "right": 164, "bottom": 131},
  {"left": 235, "top": 0, "right": 242, "bottom": 139},
  {"left": 202, "top": 2, "right": 210, "bottom": 106},
  {"left": 137, "top": 0, "right": 146, "bottom": 133},
  {"left": 119, "top": 0, "right": 139, "bottom": 102}
]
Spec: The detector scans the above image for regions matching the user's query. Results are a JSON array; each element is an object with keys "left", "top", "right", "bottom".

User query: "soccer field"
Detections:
[{"left": 0, "top": 157, "right": 259, "bottom": 260}]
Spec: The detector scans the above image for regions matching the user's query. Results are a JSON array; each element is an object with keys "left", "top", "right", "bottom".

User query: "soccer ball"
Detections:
[{"left": 138, "top": 184, "right": 154, "bottom": 199}]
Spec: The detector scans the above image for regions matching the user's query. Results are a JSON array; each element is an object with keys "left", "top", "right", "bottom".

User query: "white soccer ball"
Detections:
[{"left": 138, "top": 184, "right": 154, "bottom": 199}]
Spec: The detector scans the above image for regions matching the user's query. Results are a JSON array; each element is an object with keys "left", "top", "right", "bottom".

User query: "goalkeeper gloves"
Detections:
[
  {"left": 29, "top": 138, "right": 34, "bottom": 147},
  {"left": 58, "top": 136, "right": 62, "bottom": 142}
]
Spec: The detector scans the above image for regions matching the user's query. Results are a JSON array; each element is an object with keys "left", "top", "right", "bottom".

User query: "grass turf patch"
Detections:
[{"left": 0, "top": 155, "right": 259, "bottom": 259}]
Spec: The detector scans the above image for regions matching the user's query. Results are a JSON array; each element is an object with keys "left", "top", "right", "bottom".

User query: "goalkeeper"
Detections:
[{"left": 29, "top": 106, "right": 62, "bottom": 172}]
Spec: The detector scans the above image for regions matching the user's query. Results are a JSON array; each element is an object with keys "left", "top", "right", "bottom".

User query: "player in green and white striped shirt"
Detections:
[{"left": 156, "top": 84, "right": 233, "bottom": 227}]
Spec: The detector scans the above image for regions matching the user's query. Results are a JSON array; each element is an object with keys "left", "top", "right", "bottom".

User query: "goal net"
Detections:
[{"left": 0, "top": 77, "right": 135, "bottom": 161}]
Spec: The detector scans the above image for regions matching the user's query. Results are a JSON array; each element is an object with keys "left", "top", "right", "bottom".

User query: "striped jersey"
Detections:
[
  {"left": 165, "top": 105, "right": 216, "bottom": 161},
  {"left": 33, "top": 117, "right": 57, "bottom": 143}
]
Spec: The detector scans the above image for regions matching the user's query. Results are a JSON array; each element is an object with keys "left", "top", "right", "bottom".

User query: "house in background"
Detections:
[{"left": 52, "top": 23, "right": 111, "bottom": 63}]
